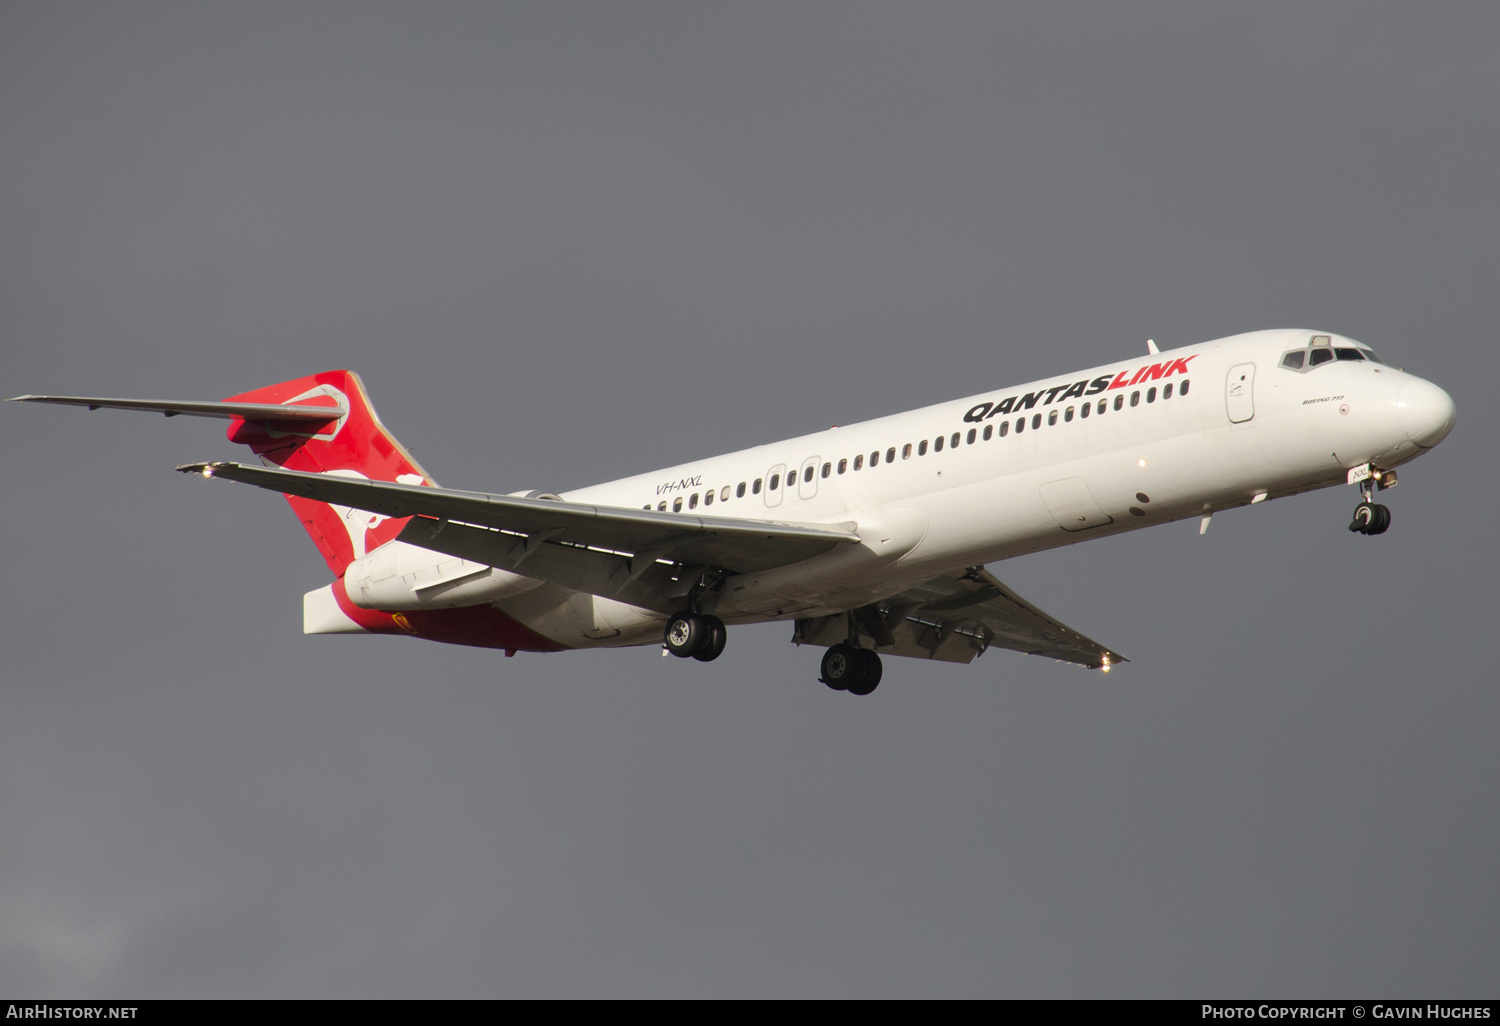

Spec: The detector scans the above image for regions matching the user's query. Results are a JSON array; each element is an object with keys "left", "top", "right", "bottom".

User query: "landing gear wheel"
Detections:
[
  {"left": 692, "top": 615, "right": 727, "bottom": 662},
  {"left": 1349, "top": 501, "right": 1392, "bottom": 536},
  {"left": 845, "top": 649, "right": 883, "bottom": 696},
  {"left": 664, "top": 612, "right": 706, "bottom": 658},
  {"left": 820, "top": 643, "right": 867, "bottom": 692}
]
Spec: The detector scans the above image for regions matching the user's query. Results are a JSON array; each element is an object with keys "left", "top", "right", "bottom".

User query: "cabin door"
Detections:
[{"left": 1226, "top": 363, "right": 1256, "bottom": 423}]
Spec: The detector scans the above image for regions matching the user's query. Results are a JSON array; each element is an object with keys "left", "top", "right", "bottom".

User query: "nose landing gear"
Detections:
[
  {"left": 1347, "top": 465, "right": 1395, "bottom": 536},
  {"left": 1349, "top": 501, "right": 1391, "bottom": 535}
]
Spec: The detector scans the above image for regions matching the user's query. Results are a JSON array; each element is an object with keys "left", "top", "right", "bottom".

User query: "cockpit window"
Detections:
[{"left": 1283, "top": 336, "right": 1386, "bottom": 373}]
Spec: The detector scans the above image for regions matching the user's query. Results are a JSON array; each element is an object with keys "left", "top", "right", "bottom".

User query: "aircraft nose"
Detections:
[{"left": 1396, "top": 377, "right": 1456, "bottom": 449}]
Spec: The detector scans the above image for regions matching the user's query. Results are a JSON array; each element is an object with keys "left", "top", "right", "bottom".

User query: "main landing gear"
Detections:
[
  {"left": 663, "top": 611, "right": 727, "bottom": 662},
  {"left": 820, "top": 643, "right": 883, "bottom": 697}
]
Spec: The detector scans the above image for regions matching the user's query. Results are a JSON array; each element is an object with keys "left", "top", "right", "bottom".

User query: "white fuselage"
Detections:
[{"left": 343, "top": 329, "right": 1454, "bottom": 650}]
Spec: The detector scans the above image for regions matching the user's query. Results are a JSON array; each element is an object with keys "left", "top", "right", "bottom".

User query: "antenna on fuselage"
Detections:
[{"left": 1146, "top": 339, "right": 1160, "bottom": 355}]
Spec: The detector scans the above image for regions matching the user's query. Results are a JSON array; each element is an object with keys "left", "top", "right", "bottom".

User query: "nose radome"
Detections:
[{"left": 1396, "top": 378, "right": 1456, "bottom": 449}]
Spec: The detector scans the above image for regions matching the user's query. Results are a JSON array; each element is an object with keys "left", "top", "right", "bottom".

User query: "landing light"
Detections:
[
  {"left": 201, "top": 466, "right": 214, "bottom": 478},
  {"left": 1137, "top": 459, "right": 1147, "bottom": 467}
]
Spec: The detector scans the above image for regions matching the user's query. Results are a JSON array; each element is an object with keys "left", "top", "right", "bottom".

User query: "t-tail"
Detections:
[
  {"left": 220, "top": 371, "right": 435, "bottom": 576},
  {"left": 10, "top": 371, "right": 434, "bottom": 633}
]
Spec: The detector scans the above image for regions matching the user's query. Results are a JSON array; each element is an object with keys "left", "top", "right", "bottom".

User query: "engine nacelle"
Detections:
[{"left": 344, "top": 540, "right": 544, "bottom": 610}]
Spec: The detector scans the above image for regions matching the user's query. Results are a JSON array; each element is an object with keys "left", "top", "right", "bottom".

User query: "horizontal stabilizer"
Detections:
[{"left": 8, "top": 395, "right": 345, "bottom": 422}]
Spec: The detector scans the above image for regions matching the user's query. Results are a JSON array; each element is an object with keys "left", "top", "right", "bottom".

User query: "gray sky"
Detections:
[{"left": 2, "top": 2, "right": 1496, "bottom": 997}]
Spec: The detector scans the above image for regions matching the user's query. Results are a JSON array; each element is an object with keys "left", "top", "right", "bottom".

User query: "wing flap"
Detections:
[{"left": 796, "top": 566, "right": 1125, "bottom": 669}]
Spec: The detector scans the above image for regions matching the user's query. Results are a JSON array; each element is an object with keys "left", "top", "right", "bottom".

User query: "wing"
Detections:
[
  {"left": 794, "top": 565, "right": 1125, "bottom": 669},
  {"left": 180, "top": 460, "right": 861, "bottom": 579}
]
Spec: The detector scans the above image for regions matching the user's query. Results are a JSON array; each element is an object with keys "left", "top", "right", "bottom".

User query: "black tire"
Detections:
[
  {"left": 692, "top": 615, "right": 727, "bottom": 662},
  {"left": 846, "top": 649, "right": 883, "bottom": 696},
  {"left": 664, "top": 612, "right": 705, "bottom": 658},
  {"left": 820, "top": 643, "right": 867, "bottom": 691},
  {"left": 1368, "top": 503, "right": 1392, "bottom": 535},
  {"left": 1349, "top": 502, "right": 1377, "bottom": 534}
]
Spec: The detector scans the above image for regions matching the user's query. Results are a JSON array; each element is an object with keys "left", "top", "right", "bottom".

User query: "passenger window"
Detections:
[
  {"left": 967, "top": 428, "right": 976, "bottom": 444},
  {"left": 1335, "top": 348, "right": 1365, "bottom": 361},
  {"left": 1130, "top": 391, "right": 1140, "bottom": 407},
  {"left": 1048, "top": 410, "right": 1058, "bottom": 426},
  {"left": 657, "top": 502, "right": 666, "bottom": 511},
  {"left": 1147, "top": 386, "right": 1156, "bottom": 403},
  {"left": 753, "top": 478, "right": 762, "bottom": 494},
  {"left": 673, "top": 497, "right": 683, "bottom": 512},
  {"left": 934, "top": 435, "right": 944, "bottom": 452},
  {"left": 1097, "top": 398, "right": 1106, "bottom": 414},
  {"left": 854, "top": 454, "right": 864, "bottom": 471},
  {"left": 918, "top": 439, "right": 928, "bottom": 456},
  {"left": 902, "top": 443, "right": 912, "bottom": 459},
  {"left": 1281, "top": 350, "right": 1305, "bottom": 370},
  {"left": 870, "top": 451, "right": 880, "bottom": 467},
  {"left": 1164, "top": 383, "right": 1173, "bottom": 399},
  {"left": 1031, "top": 413, "right": 1041, "bottom": 430},
  {"left": 803, "top": 465, "right": 814, "bottom": 483},
  {"left": 689, "top": 493, "right": 699, "bottom": 509},
  {"left": 1310, "top": 348, "right": 1333, "bottom": 367},
  {"left": 1080, "top": 402, "right": 1090, "bottom": 418},
  {"left": 1113, "top": 395, "right": 1124, "bottom": 411},
  {"left": 770, "top": 474, "right": 780, "bottom": 490},
  {"left": 721, "top": 485, "right": 730, "bottom": 501},
  {"left": 821, "top": 462, "right": 831, "bottom": 478},
  {"left": 1015, "top": 417, "right": 1025, "bottom": 433},
  {"left": 999, "top": 420, "right": 1009, "bottom": 437},
  {"left": 951, "top": 432, "right": 960, "bottom": 448},
  {"left": 837, "top": 458, "right": 847, "bottom": 474},
  {"left": 1064, "top": 406, "right": 1074, "bottom": 422},
  {"left": 983, "top": 424, "right": 993, "bottom": 440},
  {"left": 1180, "top": 379, "right": 1191, "bottom": 395},
  {"left": 704, "top": 490, "right": 713, "bottom": 506},
  {"left": 886, "top": 447, "right": 896, "bottom": 463},
  {"left": 737, "top": 482, "right": 746, "bottom": 498},
  {"left": 643, "top": 505, "right": 651, "bottom": 510}
]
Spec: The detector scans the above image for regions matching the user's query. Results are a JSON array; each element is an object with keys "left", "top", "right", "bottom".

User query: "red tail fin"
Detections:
[{"left": 223, "top": 371, "right": 433, "bottom": 576}]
